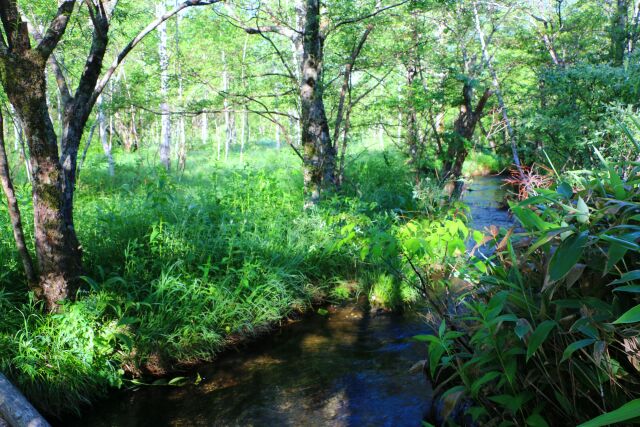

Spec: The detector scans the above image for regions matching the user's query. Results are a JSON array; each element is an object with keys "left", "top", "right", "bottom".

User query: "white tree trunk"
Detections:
[
  {"left": 158, "top": 2, "right": 171, "bottom": 170},
  {"left": 201, "top": 113, "right": 208, "bottom": 145},
  {"left": 175, "top": 2, "right": 187, "bottom": 171},
  {"left": 240, "top": 111, "right": 248, "bottom": 161},
  {"left": 222, "top": 51, "right": 235, "bottom": 161},
  {"left": 97, "top": 96, "right": 115, "bottom": 177}
]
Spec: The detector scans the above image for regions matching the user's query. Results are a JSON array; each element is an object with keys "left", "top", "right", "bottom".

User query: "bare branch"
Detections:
[
  {"left": 331, "top": 0, "right": 409, "bottom": 32},
  {"left": 333, "top": 24, "right": 373, "bottom": 145}
]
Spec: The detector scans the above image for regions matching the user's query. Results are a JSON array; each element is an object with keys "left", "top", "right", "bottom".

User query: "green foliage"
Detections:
[
  {"left": 418, "top": 156, "right": 640, "bottom": 424},
  {"left": 0, "top": 147, "right": 380, "bottom": 415}
]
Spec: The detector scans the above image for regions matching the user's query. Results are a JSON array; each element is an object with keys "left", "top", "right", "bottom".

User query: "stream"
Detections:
[{"left": 59, "top": 176, "right": 512, "bottom": 427}]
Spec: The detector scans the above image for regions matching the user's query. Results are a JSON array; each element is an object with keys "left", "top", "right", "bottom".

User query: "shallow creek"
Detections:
[{"left": 59, "top": 176, "right": 512, "bottom": 427}]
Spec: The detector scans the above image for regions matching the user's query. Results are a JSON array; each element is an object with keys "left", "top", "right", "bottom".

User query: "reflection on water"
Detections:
[
  {"left": 60, "top": 306, "right": 431, "bottom": 427},
  {"left": 59, "top": 175, "right": 513, "bottom": 427},
  {"left": 463, "top": 175, "right": 515, "bottom": 254},
  {"left": 464, "top": 175, "right": 513, "bottom": 231}
]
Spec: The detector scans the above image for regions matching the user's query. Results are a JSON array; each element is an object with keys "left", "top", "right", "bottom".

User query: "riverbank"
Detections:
[{"left": 0, "top": 147, "right": 420, "bottom": 416}]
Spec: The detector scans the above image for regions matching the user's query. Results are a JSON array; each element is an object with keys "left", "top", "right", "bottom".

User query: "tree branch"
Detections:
[
  {"left": 333, "top": 24, "right": 373, "bottom": 145},
  {"left": 0, "top": 0, "right": 29, "bottom": 52},
  {"left": 473, "top": 88, "right": 493, "bottom": 117},
  {"left": 331, "top": 0, "right": 409, "bottom": 32},
  {"left": 26, "top": 18, "right": 72, "bottom": 105},
  {"left": 90, "top": 0, "right": 221, "bottom": 106},
  {"left": 36, "top": 0, "right": 75, "bottom": 59}
]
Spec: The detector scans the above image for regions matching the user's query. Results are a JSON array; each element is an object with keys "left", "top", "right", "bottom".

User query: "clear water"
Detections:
[
  {"left": 464, "top": 175, "right": 513, "bottom": 232},
  {"left": 60, "top": 307, "right": 431, "bottom": 427},
  {"left": 57, "top": 176, "right": 512, "bottom": 427}
]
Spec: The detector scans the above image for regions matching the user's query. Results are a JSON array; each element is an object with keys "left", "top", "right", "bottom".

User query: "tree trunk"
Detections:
[
  {"left": 3, "top": 55, "right": 82, "bottom": 309},
  {"left": 222, "top": 50, "right": 235, "bottom": 161},
  {"left": 442, "top": 85, "right": 492, "bottom": 180},
  {"left": 472, "top": 0, "right": 523, "bottom": 177},
  {"left": 299, "top": 0, "right": 335, "bottom": 208},
  {"left": 201, "top": 113, "right": 208, "bottom": 145},
  {"left": 0, "top": 373, "right": 50, "bottom": 427},
  {"left": 0, "top": 111, "right": 37, "bottom": 286},
  {"left": 240, "top": 110, "right": 248, "bottom": 161},
  {"left": 8, "top": 105, "right": 31, "bottom": 182},
  {"left": 612, "top": 0, "right": 629, "bottom": 66},
  {"left": 175, "top": 3, "right": 187, "bottom": 172},
  {"left": 97, "top": 96, "right": 115, "bottom": 177},
  {"left": 158, "top": 3, "right": 171, "bottom": 170}
]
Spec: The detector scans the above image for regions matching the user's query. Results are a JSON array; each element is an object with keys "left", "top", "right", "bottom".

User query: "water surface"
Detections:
[{"left": 61, "top": 306, "right": 431, "bottom": 427}]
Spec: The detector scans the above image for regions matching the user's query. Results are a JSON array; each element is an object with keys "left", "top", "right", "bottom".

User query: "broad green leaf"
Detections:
[
  {"left": 413, "top": 334, "right": 439, "bottom": 343},
  {"left": 515, "top": 318, "right": 532, "bottom": 339},
  {"left": 565, "top": 264, "right": 586, "bottom": 289},
  {"left": 429, "top": 343, "right": 446, "bottom": 378},
  {"left": 549, "top": 231, "right": 589, "bottom": 281},
  {"left": 578, "top": 398, "right": 640, "bottom": 427},
  {"left": 613, "top": 285, "right": 640, "bottom": 293},
  {"left": 600, "top": 234, "right": 640, "bottom": 251},
  {"left": 489, "top": 394, "right": 527, "bottom": 414},
  {"left": 168, "top": 376, "right": 189, "bottom": 386},
  {"left": 511, "top": 207, "right": 553, "bottom": 232},
  {"left": 527, "top": 320, "right": 557, "bottom": 361},
  {"left": 471, "top": 371, "right": 501, "bottom": 397},
  {"left": 609, "top": 270, "right": 640, "bottom": 285},
  {"left": 612, "top": 304, "right": 640, "bottom": 324},
  {"left": 526, "top": 413, "right": 549, "bottom": 427},
  {"left": 561, "top": 338, "right": 595, "bottom": 363},
  {"left": 606, "top": 243, "right": 628, "bottom": 273},
  {"left": 608, "top": 166, "right": 626, "bottom": 199},
  {"left": 556, "top": 182, "right": 573, "bottom": 199}
]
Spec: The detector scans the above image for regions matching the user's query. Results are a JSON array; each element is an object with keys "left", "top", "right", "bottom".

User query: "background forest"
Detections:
[{"left": 0, "top": 0, "right": 640, "bottom": 426}]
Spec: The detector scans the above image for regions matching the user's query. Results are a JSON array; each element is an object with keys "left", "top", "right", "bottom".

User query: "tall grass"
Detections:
[{"left": 0, "top": 144, "right": 415, "bottom": 415}]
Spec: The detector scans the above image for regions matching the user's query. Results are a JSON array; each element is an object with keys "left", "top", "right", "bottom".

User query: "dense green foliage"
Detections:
[
  {"left": 1, "top": 0, "right": 640, "bottom": 424},
  {"left": 0, "top": 145, "right": 414, "bottom": 414}
]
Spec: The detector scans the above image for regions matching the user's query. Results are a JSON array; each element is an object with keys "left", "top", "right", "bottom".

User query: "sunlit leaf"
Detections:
[{"left": 578, "top": 399, "right": 640, "bottom": 427}]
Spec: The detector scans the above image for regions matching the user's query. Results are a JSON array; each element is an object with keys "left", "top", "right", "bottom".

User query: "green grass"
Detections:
[
  {"left": 462, "top": 151, "right": 508, "bottom": 176},
  {"left": 0, "top": 142, "right": 416, "bottom": 416}
]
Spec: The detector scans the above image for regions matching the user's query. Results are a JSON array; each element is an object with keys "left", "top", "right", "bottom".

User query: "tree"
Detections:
[
  {"left": 0, "top": 0, "right": 220, "bottom": 310},
  {"left": 227, "top": 0, "right": 405, "bottom": 207}
]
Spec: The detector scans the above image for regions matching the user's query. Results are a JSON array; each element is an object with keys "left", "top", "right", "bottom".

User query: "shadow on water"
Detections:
[{"left": 60, "top": 304, "right": 431, "bottom": 427}]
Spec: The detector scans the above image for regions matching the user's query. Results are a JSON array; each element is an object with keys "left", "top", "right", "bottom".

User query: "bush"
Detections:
[{"left": 418, "top": 156, "right": 640, "bottom": 425}]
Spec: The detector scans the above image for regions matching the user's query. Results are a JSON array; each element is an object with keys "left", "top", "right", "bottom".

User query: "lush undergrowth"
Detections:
[
  {"left": 462, "top": 151, "right": 508, "bottom": 177},
  {"left": 409, "top": 159, "right": 640, "bottom": 425},
  {"left": 0, "top": 143, "right": 417, "bottom": 415}
]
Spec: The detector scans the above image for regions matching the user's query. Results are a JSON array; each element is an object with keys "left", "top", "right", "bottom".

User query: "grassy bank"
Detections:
[{"left": 0, "top": 143, "right": 418, "bottom": 416}]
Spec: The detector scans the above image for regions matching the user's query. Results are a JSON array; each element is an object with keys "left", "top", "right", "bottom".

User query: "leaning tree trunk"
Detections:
[
  {"left": 0, "top": 111, "right": 37, "bottom": 286},
  {"left": 441, "top": 85, "right": 492, "bottom": 180},
  {"left": 0, "top": 374, "right": 50, "bottom": 427},
  {"left": 299, "top": 0, "right": 335, "bottom": 208}
]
